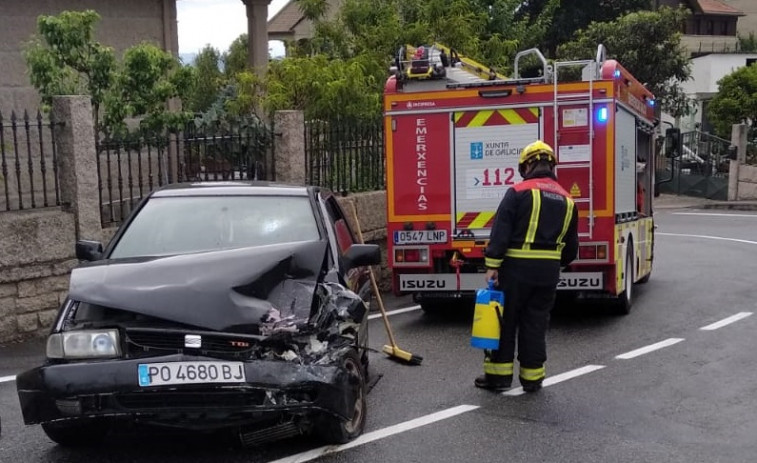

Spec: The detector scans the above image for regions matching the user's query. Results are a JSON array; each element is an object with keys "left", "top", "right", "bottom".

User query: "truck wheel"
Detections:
[
  {"left": 41, "top": 418, "right": 109, "bottom": 447},
  {"left": 616, "top": 248, "right": 634, "bottom": 315},
  {"left": 314, "top": 350, "right": 366, "bottom": 444}
]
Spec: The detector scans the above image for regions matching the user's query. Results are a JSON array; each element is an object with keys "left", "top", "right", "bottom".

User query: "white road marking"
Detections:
[
  {"left": 266, "top": 404, "right": 480, "bottom": 463},
  {"left": 700, "top": 312, "right": 753, "bottom": 331},
  {"left": 502, "top": 365, "right": 606, "bottom": 396},
  {"left": 368, "top": 305, "right": 421, "bottom": 320},
  {"left": 615, "top": 338, "right": 685, "bottom": 360},
  {"left": 0, "top": 375, "right": 16, "bottom": 383},
  {"left": 657, "top": 232, "right": 757, "bottom": 246},
  {"left": 672, "top": 212, "right": 757, "bottom": 218}
]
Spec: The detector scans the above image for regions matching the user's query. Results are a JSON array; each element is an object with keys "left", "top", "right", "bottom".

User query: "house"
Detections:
[
  {"left": 655, "top": 0, "right": 748, "bottom": 56},
  {"left": 267, "top": 0, "right": 342, "bottom": 50},
  {"left": 0, "top": 0, "right": 179, "bottom": 113}
]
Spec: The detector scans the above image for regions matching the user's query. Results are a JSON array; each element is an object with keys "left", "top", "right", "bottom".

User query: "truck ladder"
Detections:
[{"left": 551, "top": 45, "right": 607, "bottom": 239}]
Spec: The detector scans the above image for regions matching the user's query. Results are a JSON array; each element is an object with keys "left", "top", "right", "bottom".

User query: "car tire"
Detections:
[
  {"left": 314, "top": 350, "right": 366, "bottom": 445},
  {"left": 41, "top": 419, "right": 109, "bottom": 447}
]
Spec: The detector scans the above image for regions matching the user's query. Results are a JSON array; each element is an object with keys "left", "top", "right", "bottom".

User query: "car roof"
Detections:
[{"left": 150, "top": 181, "right": 320, "bottom": 198}]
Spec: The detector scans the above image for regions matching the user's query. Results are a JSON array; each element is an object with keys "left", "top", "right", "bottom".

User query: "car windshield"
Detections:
[{"left": 109, "top": 195, "right": 321, "bottom": 258}]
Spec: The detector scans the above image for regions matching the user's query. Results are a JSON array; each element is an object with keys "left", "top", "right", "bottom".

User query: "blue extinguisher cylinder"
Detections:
[{"left": 471, "top": 280, "right": 505, "bottom": 350}]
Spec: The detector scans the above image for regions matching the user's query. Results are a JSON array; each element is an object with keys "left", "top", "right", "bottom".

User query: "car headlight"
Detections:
[{"left": 46, "top": 329, "right": 121, "bottom": 359}]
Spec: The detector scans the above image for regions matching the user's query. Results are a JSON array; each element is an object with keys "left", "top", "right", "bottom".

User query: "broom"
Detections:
[{"left": 348, "top": 202, "right": 423, "bottom": 366}]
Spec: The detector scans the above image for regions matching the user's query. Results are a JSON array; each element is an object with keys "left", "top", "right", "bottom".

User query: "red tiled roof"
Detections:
[
  {"left": 267, "top": 1, "right": 305, "bottom": 34},
  {"left": 694, "top": 0, "right": 745, "bottom": 16}
]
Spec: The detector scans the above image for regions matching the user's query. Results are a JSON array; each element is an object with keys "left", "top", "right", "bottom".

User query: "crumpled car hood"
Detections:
[{"left": 68, "top": 240, "right": 331, "bottom": 334}]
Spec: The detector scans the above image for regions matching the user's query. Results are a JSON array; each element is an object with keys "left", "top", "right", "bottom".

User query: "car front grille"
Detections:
[
  {"left": 125, "top": 328, "right": 258, "bottom": 359},
  {"left": 115, "top": 389, "right": 316, "bottom": 410},
  {"left": 116, "top": 391, "right": 268, "bottom": 409}
]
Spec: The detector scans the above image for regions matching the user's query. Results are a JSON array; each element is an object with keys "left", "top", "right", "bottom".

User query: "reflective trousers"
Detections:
[{"left": 483, "top": 279, "right": 556, "bottom": 386}]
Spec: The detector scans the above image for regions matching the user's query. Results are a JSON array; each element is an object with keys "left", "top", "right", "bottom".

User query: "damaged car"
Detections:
[{"left": 15, "top": 182, "right": 381, "bottom": 447}]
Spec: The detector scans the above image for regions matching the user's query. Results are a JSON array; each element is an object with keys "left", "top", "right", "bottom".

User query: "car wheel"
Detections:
[
  {"left": 315, "top": 350, "right": 366, "bottom": 444},
  {"left": 41, "top": 419, "right": 109, "bottom": 447}
]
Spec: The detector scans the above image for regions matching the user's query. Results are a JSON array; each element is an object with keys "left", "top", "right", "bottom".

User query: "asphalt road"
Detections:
[{"left": 2, "top": 206, "right": 757, "bottom": 462}]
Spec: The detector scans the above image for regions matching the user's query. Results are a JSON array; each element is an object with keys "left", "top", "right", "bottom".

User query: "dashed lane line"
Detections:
[
  {"left": 0, "top": 375, "right": 16, "bottom": 383},
  {"left": 700, "top": 312, "right": 753, "bottom": 331},
  {"left": 672, "top": 212, "right": 757, "bottom": 218},
  {"left": 657, "top": 232, "right": 757, "bottom": 246},
  {"left": 615, "top": 338, "right": 685, "bottom": 360},
  {"left": 502, "top": 365, "right": 606, "bottom": 396},
  {"left": 266, "top": 405, "right": 480, "bottom": 463}
]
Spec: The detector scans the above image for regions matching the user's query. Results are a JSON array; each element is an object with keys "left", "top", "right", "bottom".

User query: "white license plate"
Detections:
[
  {"left": 393, "top": 230, "right": 448, "bottom": 244},
  {"left": 138, "top": 361, "right": 246, "bottom": 387}
]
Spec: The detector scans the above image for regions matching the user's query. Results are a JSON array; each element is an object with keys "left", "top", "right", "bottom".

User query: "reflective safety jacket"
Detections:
[{"left": 484, "top": 171, "right": 579, "bottom": 287}]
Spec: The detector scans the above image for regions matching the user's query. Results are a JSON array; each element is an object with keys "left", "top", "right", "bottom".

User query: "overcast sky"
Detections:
[{"left": 177, "top": 0, "right": 289, "bottom": 55}]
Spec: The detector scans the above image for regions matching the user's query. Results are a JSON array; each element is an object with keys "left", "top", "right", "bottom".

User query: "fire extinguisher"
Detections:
[{"left": 470, "top": 279, "right": 504, "bottom": 350}]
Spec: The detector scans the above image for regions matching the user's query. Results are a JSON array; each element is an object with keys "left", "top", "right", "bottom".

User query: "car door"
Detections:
[{"left": 322, "top": 195, "right": 369, "bottom": 294}]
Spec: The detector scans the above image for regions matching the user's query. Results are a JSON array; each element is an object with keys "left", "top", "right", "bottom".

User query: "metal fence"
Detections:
[
  {"left": 0, "top": 110, "right": 60, "bottom": 212},
  {"left": 96, "top": 119, "right": 275, "bottom": 226},
  {"left": 305, "top": 118, "right": 385, "bottom": 193},
  {"left": 656, "top": 130, "right": 731, "bottom": 200}
]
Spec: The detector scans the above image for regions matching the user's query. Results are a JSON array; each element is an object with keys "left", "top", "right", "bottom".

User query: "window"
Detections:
[{"left": 110, "top": 195, "right": 320, "bottom": 258}]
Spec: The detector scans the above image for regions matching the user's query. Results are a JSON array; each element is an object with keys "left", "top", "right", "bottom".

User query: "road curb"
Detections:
[{"left": 698, "top": 203, "right": 757, "bottom": 211}]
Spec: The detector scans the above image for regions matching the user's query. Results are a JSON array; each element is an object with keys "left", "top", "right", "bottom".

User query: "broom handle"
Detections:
[{"left": 348, "top": 202, "right": 399, "bottom": 348}]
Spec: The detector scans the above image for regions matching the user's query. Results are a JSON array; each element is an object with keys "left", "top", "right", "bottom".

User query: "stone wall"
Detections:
[
  {"left": 737, "top": 164, "right": 757, "bottom": 200},
  {"left": 0, "top": 209, "right": 78, "bottom": 342}
]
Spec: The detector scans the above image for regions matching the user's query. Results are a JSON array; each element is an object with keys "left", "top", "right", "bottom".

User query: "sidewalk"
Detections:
[{"left": 654, "top": 194, "right": 757, "bottom": 211}]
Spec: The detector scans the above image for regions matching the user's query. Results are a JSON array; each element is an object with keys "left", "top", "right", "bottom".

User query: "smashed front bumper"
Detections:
[{"left": 16, "top": 353, "right": 357, "bottom": 429}]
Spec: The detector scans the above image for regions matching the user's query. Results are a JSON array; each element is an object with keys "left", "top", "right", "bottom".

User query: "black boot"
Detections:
[
  {"left": 521, "top": 379, "right": 543, "bottom": 393},
  {"left": 474, "top": 374, "right": 512, "bottom": 392}
]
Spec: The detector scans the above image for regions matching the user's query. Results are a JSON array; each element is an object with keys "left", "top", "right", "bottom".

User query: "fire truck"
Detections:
[{"left": 384, "top": 43, "right": 666, "bottom": 314}]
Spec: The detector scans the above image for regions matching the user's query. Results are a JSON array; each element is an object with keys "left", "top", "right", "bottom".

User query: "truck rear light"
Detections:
[
  {"left": 394, "top": 247, "right": 429, "bottom": 265},
  {"left": 577, "top": 243, "right": 609, "bottom": 261},
  {"left": 596, "top": 244, "right": 607, "bottom": 259},
  {"left": 579, "top": 245, "right": 597, "bottom": 260}
]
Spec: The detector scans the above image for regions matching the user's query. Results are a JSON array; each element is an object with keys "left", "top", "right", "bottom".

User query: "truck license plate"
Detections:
[
  {"left": 393, "top": 230, "right": 448, "bottom": 245},
  {"left": 138, "top": 361, "right": 246, "bottom": 387}
]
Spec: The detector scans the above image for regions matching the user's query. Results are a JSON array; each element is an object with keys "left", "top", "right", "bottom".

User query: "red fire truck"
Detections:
[{"left": 384, "top": 43, "right": 665, "bottom": 314}]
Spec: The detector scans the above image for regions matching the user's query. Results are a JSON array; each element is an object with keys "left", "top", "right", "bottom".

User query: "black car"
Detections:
[{"left": 16, "top": 182, "right": 381, "bottom": 447}]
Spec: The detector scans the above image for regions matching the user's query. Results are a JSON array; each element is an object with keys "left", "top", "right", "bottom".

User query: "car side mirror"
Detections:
[
  {"left": 343, "top": 244, "right": 381, "bottom": 270},
  {"left": 76, "top": 240, "right": 103, "bottom": 261}
]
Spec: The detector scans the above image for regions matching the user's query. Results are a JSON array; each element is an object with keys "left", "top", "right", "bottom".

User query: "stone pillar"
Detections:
[
  {"left": 52, "top": 96, "right": 103, "bottom": 241},
  {"left": 243, "top": 0, "right": 272, "bottom": 77},
  {"left": 273, "top": 110, "right": 306, "bottom": 185},
  {"left": 728, "top": 123, "right": 748, "bottom": 201}
]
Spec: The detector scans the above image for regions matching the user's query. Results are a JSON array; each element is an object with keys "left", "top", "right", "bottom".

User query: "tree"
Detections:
[
  {"left": 557, "top": 6, "right": 693, "bottom": 118},
  {"left": 518, "top": 0, "right": 651, "bottom": 57},
  {"left": 103, "top": 42, "right": 195, "bottom": 136},
  {"left": 186, "top": 45, "right": 223, "bottom": 113},
  {"left": 707, "top": 63, "right": 757, "bottom": 137},
  {"left": 223, "top": 34, "right": 249, "bottom": 77},
  {"left": 738, "top": 32, "right": 757, "bottom": 53},
  {"left": 24, "top": 10, "right": 194, "bottom": 136},
  {"left": 23, "top": 10, "right": 116, "bottom": 127}
]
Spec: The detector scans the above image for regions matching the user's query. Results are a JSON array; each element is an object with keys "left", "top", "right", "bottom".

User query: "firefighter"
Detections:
[{"left": 476, "top": 140, "right": 579, "bottom": 393}]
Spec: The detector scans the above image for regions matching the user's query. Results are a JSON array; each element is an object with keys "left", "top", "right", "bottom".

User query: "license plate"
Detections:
[
  {"left": 138, "top": 361, "right": 246, "bottom": 387},
  {"left": 393, "top": 230, "right": 448, "bottom": 245}
]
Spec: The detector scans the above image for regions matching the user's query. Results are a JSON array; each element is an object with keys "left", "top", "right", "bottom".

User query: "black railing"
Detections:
[
  {"left": 657, "top": 130, "right": 731, "bottom": 200},
  {"left": 305, "top": 118, "right": 385, "bottom": 193},
  {"left": 96, "top": 119, "right": 275, "bottom": 226},
  {"left": 0, "top": 110, "right": 60, "bottom": 212}
]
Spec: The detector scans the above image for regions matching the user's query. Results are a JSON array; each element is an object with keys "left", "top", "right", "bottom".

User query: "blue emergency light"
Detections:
[
  {"left": 613, "top": 70, "right": 621, "bottom": 78},
  {"left": 596, "top": 107, "right": 609, "bottom": 123}
]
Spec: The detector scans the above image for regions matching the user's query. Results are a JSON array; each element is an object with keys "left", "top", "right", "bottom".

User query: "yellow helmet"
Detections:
[{"left": 519, "top": 140, "right": 556, "bottom": 166}]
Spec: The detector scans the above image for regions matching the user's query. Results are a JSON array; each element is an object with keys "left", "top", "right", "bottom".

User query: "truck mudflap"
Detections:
[{"left": 398, "top": 272, "right": 604, "bottom": 292}]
